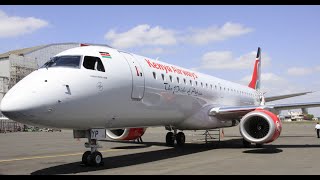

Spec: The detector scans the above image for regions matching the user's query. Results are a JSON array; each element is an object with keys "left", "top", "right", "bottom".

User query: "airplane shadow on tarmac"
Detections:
[
  {"left": 31, "top": 135, "right": 320, "bottom": 175},
  {"left": 31, "top": 138, "right": 287, "bottom": 175}
]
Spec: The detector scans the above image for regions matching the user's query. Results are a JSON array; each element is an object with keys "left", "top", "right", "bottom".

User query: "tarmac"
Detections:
[{"left": 1, "top": 122, "right": 320, "bottom": 175}]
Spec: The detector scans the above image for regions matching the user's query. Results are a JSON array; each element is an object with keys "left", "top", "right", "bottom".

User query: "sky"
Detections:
[{"left": 1, "top": 5, "right": 320, "bottom": 116}]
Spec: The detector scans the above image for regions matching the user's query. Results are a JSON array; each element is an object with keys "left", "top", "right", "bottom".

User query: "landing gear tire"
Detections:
[
  {"left": 176, "top": 132, "right": 185, "bottom": 147},
  {"left": 81, "top": 151, "right": 91, "bottom": 166},
  {"left": 90, "top": 151, "right": 103, "bottom": 166},
  {"left": 166, "top": 132, "right": 175, "bottom": 146},
  {"left": 243, "top": 139, "right": 251, "bottom": 148}
]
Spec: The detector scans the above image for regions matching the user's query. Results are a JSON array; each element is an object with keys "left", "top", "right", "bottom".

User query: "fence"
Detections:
[{"left": 0, "top": 118, "right": 23, "bottom": 133}]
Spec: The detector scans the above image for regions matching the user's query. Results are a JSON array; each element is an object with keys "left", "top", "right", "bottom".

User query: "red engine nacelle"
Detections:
[
  {"left": 239, "top": 109, "right": 282, "bottom": 144},
  {"left": 106, "top": 128, "right": 147, "bottom": 140}
]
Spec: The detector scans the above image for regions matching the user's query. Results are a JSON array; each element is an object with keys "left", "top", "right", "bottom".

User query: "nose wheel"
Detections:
[
  {"left": 165, "top": 130, "right": 185, "bottom": 147},
  {"left": 81, "top": 130, "right": 104, "bottom": 167}
]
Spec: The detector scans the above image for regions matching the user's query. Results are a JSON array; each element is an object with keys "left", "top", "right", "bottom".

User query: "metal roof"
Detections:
[
  {"left": 0, "top": 42, "right": 112, "bottom": 59},
  {"left": 0, "top": 45, "right": 46, "bottom": 59}
]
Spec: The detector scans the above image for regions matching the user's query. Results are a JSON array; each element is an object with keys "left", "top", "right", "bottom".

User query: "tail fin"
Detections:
[{"left": 248, "top": 47, "right": 261, "bottom": 90}]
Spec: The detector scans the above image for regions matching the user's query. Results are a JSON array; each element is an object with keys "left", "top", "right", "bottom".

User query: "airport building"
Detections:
[{"left": 0, "top": 42, "right": 110, "bottom": 118}]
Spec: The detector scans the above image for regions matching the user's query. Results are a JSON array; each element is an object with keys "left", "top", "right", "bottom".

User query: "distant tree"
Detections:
[{"left": 304, "top": 114, "right": 314, "bottom": 120}]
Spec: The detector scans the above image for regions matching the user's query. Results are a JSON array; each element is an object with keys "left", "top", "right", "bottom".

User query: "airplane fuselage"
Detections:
[{"left": 1, "top": 46, "right": 260, "bottom": 130}]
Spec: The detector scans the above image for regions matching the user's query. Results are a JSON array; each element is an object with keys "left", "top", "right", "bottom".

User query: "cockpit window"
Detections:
[
  {"left": 83, "top": 56, "right": 105, "bottom": 72},
  {"left": 41, "top": 56, "right": 81, "bottom": 69}
]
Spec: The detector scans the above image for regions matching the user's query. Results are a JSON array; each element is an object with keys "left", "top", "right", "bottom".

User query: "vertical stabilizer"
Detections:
[{"left": 248, "top": 47, "right": 261, "bottom": 90}]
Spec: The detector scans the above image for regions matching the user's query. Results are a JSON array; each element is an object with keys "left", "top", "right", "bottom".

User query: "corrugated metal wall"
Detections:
[
  {"left": 0, "top": 58, "right": 10, "bottom": 77},
  {"left": 26, "top": 43, "right": 80, "bottom": 67}
]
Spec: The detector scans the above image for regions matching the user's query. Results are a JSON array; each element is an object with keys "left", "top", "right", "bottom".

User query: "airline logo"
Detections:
[
  {"left": 145, "top": 59, "right": 198, "bottom": 79},
  {"left": 99, "top": 52, "right": 111, "bottom": 59},
  {"left": 248, "top": 59, "right": 260, "bottom": 89}
]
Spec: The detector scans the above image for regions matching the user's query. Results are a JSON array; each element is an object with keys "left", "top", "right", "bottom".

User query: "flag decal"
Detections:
[{"left": 99, "top": 52, "right": 111, "bottom": 59}]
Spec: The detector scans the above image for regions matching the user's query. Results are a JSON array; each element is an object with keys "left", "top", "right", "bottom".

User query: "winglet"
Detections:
[{"left": 248, "top": 47, "right": 261, "bottom": 90}]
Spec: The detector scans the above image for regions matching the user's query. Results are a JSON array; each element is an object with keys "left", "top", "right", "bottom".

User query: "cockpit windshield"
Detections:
[{"left": 41, "top": 56, "right": 81, "bottom": 69}]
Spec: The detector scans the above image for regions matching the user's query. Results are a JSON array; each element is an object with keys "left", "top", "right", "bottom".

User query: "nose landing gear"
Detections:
[{"left": 81, "top": 131, "right": 104, "bottom": 167}]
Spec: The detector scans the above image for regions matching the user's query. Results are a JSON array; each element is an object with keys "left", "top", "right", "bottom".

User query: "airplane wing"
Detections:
[
  {"left": 265, "top": 91, "right": 313, "bottom": 102},
  {"left": 209, "top": 102, "right": 320, "bottom": 120}
]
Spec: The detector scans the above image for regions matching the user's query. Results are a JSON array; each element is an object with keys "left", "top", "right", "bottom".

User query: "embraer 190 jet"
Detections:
[{"left": 1, "top": 46, "right": 319, "bottom": 166}]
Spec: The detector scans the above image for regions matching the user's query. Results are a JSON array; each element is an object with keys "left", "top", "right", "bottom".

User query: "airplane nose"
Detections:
[
  {"left": 0, "top": 89, "right": 36, "bottom": 121},
  {"left": 1, "top": 94, "right": 16, "bottom": 117},
  {"left": 0, "top": 74, "right": 45, "bottom": 123}
]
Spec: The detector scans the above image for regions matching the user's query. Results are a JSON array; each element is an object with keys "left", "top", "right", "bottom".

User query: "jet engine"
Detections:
[
  {"left": 106, "top": 128, "right": 146, "bottom": 140},
  {"left": 239, "top": 109, "right": 282, "bottom": 144}
]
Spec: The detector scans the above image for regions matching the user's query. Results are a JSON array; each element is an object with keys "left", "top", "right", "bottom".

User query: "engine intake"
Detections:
[
  {"left": 106, "top": 128, "right": 146, "bottom": 140},
  {"left": 239, "top": 109, "right": 282, "bottom": 144}
]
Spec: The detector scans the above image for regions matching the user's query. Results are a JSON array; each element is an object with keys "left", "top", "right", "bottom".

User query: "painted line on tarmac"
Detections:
[{"left": 0, "top": 149, "right": 123, "bottom": 163}]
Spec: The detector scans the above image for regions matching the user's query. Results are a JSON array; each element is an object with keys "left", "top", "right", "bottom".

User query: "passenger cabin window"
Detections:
[
  {"left": 183, "top": 78, "right": 186, "bottom": 84},
  {"left": 177, "top": 77, "right": 180, "bottom": 84},
  {"left": 153, "top": 72, "right": 157, "bottom": 79},
  {"left": 190, "top": 80, "right": 193, "bottom": 86},
  {"left": 161, "top": 74, "right": 165, "bottom": 81},
  {"left": 83, "top": 56, "right": 105, "bottom": 72},
  {"left": 41, "top": 56, "right": 81, "bottom": 69},
  {"left": 169, "top": 75, "right": 173, "bottom": 82}
]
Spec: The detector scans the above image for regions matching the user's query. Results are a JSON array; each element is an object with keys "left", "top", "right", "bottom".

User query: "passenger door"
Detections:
[{"left": 119, "top": 52, "right": 145, "bottom": 100}]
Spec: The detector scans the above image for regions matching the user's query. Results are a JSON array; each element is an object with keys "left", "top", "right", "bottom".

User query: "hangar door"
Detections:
[{"left": 119, "top": 52, "right": 145, "bottom": 100}]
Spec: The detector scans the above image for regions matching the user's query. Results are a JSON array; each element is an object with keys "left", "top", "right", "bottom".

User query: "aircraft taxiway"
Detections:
[{"left": 0, "top": 123, "right": 320, "bottom": 175}]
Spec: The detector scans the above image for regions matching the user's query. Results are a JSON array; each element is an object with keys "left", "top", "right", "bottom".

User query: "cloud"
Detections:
[
  {"left": 240, "top": 72, "right": 320, "bottom": 116},
  {"left": 240, "top": 72, "right": 295, "bottom": 95},
  {"left": 287, "top": 67, "right": 312, "bottom": 76},
  {"left": 104, "top": 24, "right": 177, "bottom": 49},
  {"left": 0, "top": 10, "right": 48, "bottom": 38},
  {"left": 104, "top": 22, "right": 253, "bottom": 49},
  {"left": 186, "top": 22, "right": 253, "bottom": 45},
  {"left": 140, "top": 47, "right": 165, "bottom": 55},
  {"left": 241, "top": 73, "right": 286, "bottom": 86},
  {"left": 286, "top": 66, "right": 320, "bottom": 76},
  {"left": 198, "top": 50, "right": 271, "bottom": 70}
]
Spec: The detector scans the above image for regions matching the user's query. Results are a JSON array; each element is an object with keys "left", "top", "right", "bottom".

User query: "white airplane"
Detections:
[{"left": 1, "top": 46, "right": 320, "bottom": 166}]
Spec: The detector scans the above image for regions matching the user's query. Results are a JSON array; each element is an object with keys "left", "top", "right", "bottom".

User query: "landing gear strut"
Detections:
[
  {"left": 165, "top": 129, "right": 185, "bottom": 147},
  {"left": 81, "top": 131, "right": 104, "bottom": 166}
]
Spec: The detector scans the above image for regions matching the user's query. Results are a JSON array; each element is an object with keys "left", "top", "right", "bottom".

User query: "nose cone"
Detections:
[
  {"left": 0, "top": 71, "right": 47, "bottom": 124},
  {"left": 1, "top": 93, "right": 16, "bottom": 117},
  {"left": 1, "top": 86, "right": 37, "bottom": 122}
]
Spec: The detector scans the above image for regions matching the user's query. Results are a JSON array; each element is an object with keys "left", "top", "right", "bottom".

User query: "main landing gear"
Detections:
[
  {"left": 81, "top": 132, "right": 104, "bottom": 167},
  {"left": 166, "top": 129, "right": 185, "bottom": 147}
]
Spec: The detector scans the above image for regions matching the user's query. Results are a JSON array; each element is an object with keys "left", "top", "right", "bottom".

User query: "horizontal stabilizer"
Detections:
[{"left": 265, "top": 91, "right": 313, "bottom": 102}]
